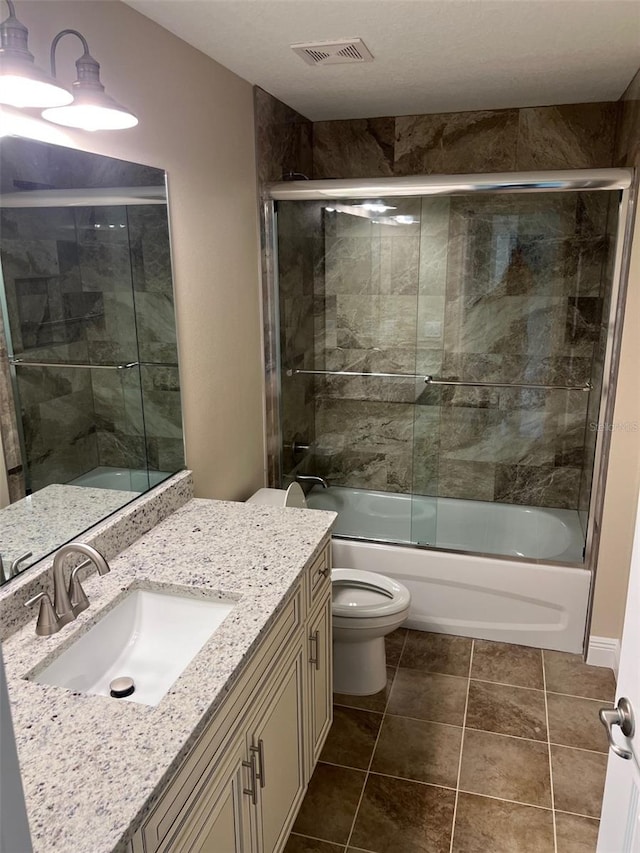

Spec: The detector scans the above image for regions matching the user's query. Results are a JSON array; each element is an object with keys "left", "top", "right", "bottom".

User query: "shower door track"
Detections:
[{"left": 269, "top": 168, "right": 632, "bottom": 200}]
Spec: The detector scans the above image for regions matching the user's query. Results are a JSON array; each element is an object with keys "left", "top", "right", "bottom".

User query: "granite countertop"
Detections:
[
  {"left": 3, "top": 497, "right": 335, "bottom": 853},
  {"left": 0, "top": 484, "right": 137, "bottom": 576}
]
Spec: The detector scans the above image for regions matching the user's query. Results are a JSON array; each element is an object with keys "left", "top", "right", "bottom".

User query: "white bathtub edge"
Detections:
[
  {"left": 586, "top": 636, "right": 620, "bottom": 676},
  {"left": 332, "top": 539, "right": 591, "bottom": 654}
]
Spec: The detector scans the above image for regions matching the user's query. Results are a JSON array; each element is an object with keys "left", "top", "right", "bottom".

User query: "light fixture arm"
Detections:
[{"left": 50, "top": 28, "right": 103, "bottom": 92}]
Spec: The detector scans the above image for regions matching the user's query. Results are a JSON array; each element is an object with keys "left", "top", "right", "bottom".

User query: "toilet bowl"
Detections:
[{"left": 332, "top": 568, "right": 411, "bottom": 695}]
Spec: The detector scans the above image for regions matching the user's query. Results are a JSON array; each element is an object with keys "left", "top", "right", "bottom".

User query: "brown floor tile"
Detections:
[
  {"left": 349, "top": 774, "right": 455, "bottom": 853},
  {"left": 371, "top": 715, "right": 462, "bottom": 787},
  {"left": 472, "top": 640, "right": 544, "bottom": 689},
  {"left": 555, "top": 812, "right": 600, "bottom": 853},
  {"left": 387, "top": 668, "right": 468, "bottom": 725},
  {"left": 466, "top": 680, "right": 547, "bottom": 741},
  {"left": 293, "top": 763, "right": 365, "bottom": 844},
  {"left": 284, "top": 835, "right": 345, "bottom": 853},
  {"left": 320, "top": 706, "right": 382, "bottom": 769},
  {"left": 547, "top": 693, "right": 611, "bottom": 752},
  {"left": 543, "top": 651, "right": 616, "bottom": 701},
  {"left": 385, "top": 628, "right": 407, "bottom": 666},
  {"left": 334, "top": 668, "right": 395, "bottom": 713},
  {"left": 459, "top": 729, "right": 552, "bottom": 807},
  {"left": 400, "top": 630, "right": 472, "bottom": 676},
  {"left": 452, "top": 792, "right": 554, "bottom": 853},
  {"left": 551, "top": 745, "right": 607, "bottom": 818}
]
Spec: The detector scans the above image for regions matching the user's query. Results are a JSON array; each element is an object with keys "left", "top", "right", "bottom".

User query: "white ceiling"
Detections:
[{"left": 126, "top": 0, "right": 640, "bottom": 120}]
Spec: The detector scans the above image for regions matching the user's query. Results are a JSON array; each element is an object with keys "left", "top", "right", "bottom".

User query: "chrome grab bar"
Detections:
[
  {"left": 286, "top": 368, "right": 591, "bottom": 392},
  {"left": 424, "top": 376, "right": 592, "bottom": 392},
  {"left": 288, "top": 368, "right": 424, "bottom": 380},
  {"left": 10, "top": 358, "right": 139, "bottom": 370}
]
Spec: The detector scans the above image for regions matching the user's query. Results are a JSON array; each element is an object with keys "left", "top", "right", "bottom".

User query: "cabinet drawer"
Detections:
[
  {"left": 306, "top": 543, "right": 331, "bottom": 613},
  {"left": 140, "top": 588, "right": 302, "bottom": 853}
]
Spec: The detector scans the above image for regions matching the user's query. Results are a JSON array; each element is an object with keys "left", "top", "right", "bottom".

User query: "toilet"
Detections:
[
  {"left": 246, "top": 485, "right": 411, "bottom": 696},
  {"left": 332, "top": 569, "right": 410, "bottom": 695}
]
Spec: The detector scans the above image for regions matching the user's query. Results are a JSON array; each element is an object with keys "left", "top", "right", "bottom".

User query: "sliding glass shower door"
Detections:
[{"left": 274, "top": 180, "right": 623, "bottom": 564}]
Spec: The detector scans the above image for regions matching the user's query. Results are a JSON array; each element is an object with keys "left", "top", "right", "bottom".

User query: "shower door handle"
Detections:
[{"left": 599, "top": 697, "right": 635, "bottom": 760}]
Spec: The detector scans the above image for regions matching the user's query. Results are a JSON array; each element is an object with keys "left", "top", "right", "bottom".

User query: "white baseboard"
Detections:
[{"left": 587, "top": 635, "right": 620, "bottom": 677}]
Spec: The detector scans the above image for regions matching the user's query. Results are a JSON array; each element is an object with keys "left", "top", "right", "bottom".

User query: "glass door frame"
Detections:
[{"left": 261, "top": 169, "right": 635, "bottom": 576}]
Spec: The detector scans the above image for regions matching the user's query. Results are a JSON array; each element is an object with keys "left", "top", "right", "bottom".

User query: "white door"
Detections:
[{"left": 597, "top": 491, "right": 640, "bottom": 852}]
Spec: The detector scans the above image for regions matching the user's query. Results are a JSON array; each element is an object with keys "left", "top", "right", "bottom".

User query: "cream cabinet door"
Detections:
[
  {"left": 308, "top": 595, "right": 333, "bottom": 767},
  {"left": 250, "top": 645, "right": 306, "bottom": 853},
  {"left": 165, "top": 733, "right": 253, "bottom": 853}
]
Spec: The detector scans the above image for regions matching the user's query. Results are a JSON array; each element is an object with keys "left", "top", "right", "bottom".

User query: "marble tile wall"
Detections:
[
  {"left": 614, "top": 68, "right": 640, "bottom": 168},
  {"left": 313, "top": 102, "right": 618, "bottom": 179},
  {"left": 302, "top": 188, "right": 615, "bottom": 510},
  {"left": 0, "top": 303, "right": 24, "bottom": 501},
  {"left": 0, "top": 203, "right": 183, "bottom": 490},
  {"left": 303, "top": 101, "right": 618, "bottom": 511},
  {"left": 254, "top": 87, "right": 314, "bottom": 482},
  {"left": 261, "top": 91, "right": 626, "bottom": 514}
]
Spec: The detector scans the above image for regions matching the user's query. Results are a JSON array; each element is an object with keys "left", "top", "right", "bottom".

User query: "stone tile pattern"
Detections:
[
  {"left": 615, "top": 67, "right": 640, "bottom": 168},
  {"left": 0, "top": 300, "right": 24, "bottom": 499},
  {"left": 279, "top": 189, "right": 614, "bottom": 508},
  {"left": 0, "top": 171, "right": 184, "bottom": 491},
  {"left": 254, "top": 87, "right": 314, "bottom": 484},
  {"left": 286, "top": 629, "right": 614, "bottom": 853},
  {"left": 271, "top": 99, "right": 621, "bottom": 510},
  {"left": 313, "top": 103, "right": 618, "bottom": 179}
]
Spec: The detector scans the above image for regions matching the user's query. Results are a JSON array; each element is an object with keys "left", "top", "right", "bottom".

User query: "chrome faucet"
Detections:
[
  {"left": 9, "top": 551, "right": 33, "bottom": 579},
  {"left": 25, "top": 543, "right": 111, "bottom": 636},
  {"left": 295, "top": 473, "right": 330, "bottom": 489}
]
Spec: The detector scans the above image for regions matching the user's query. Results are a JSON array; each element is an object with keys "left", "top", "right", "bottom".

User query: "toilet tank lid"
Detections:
[
  {"left": 246, "top": 484, "right": 308, "bottom": 508},
  {"left": 285, "top": 482, "right": 307, "bottom": 508}
]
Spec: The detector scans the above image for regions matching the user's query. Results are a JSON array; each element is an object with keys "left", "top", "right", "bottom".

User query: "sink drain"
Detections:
[{"left": 110, "top": 676, "right": 135, "bottom": 698}]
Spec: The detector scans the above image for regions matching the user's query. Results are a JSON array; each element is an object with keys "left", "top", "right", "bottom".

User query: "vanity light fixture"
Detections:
[
  {"left": 0, "top": 0, "right": 71, "bottom": 107},
  {"left": 41, "top": 29, "right": 138, "bottom": 131}
]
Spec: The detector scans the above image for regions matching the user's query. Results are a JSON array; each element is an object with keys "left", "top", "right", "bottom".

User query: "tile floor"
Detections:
[{"left": 285, "top": 629, "right": 617, "bottom": 853}]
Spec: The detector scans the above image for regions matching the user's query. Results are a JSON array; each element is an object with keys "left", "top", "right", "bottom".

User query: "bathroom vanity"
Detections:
[{"left": 1, "top": 479, "right": 335, "bottom": 853}]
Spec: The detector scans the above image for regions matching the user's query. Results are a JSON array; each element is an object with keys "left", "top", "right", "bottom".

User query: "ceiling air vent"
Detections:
[{"left": 291, "top": 38, "right": 374, "bottom": 67}]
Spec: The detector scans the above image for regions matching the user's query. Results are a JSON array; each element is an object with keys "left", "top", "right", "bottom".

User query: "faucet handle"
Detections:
[
  {"left": 25, "top": 592, "right": 60, "bottom": 636},
  {"left": 68, "top": 560, "right": 90, "bottom": 616}
]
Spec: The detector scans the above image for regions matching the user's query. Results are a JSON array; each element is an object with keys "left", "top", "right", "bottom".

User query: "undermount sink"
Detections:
[{"left": 32, "top": 588, "right": 236, "bottom": 706}]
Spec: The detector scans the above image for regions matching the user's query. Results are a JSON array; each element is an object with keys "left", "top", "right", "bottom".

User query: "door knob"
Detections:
[{"left": 599, "top": 696, "right": 635, "bottom": 760}]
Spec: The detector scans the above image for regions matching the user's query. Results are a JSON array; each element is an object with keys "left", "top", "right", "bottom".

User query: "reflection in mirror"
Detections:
[{"left": 0, "top": 138, "right": 185, "bottom": 586}]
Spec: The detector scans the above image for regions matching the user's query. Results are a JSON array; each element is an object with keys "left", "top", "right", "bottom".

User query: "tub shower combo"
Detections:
[{"left": 263, "top": 169, "right": 634, "bottom": 652}]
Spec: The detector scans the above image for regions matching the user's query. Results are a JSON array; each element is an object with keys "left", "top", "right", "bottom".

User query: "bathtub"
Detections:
[
  {"left": 69, "top": 466, "right": 172, "bottom": 493},
  {"left": 307, "top": 486, "right": 591, "bottom": 653}
]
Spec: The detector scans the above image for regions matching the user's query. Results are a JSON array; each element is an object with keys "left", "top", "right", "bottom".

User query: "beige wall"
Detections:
[
  {"left": 590, "top": 209, "right": 640, "bottom": 639},
  {"left": 1, "top": 1, "right": 264, "bottom": 500},
  {"left": 590, "top": 69, "right": 640, "bottom": 641}
]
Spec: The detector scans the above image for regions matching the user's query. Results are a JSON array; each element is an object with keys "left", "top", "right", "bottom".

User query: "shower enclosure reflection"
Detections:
[
  {"left": 272, "top": 177, "right": 626, "bottom": 566},
  {"left": 0, "top": 138, "right": 185, "bottom": 584}
]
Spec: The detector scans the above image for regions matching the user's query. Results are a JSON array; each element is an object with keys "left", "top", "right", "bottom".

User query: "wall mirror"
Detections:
[{"left": 0, "top": 137, "right": 185, "bottom": 586}]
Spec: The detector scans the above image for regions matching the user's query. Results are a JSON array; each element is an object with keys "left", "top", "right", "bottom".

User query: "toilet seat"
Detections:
[{"left": 332, "top": 568, "right": 410, "bottom": 618}]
